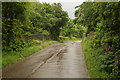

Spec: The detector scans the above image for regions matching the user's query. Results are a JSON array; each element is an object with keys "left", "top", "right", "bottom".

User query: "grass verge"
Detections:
[
  {"left": 2, "top": 40, "right": 58, "bottom": 68},
  {"left": 81, "top": 40, "right": 108, "bottom": 78},
  {"left": 59, "top": 38, "right": 82, "bottom": 43}
]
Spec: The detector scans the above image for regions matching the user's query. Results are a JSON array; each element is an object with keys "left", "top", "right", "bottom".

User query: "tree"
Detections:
[
  {"left": 60, "top": 19, "right": 85, "bottom": 38},
  {"left": 74, "top": 2, "right": 99, "bottom": 33},
  {"left": 2, "top": 2, "right": 69, "bottom": 51},
  {"left": 41, "top": 3, "right": 69, "bottom": 40},
  {"left": 2, "top": 2, "right": 26, "bottom": 51}
]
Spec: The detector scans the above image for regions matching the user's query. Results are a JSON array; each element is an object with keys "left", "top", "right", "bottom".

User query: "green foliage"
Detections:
[
  {"left": 82, "top": 39, "right": 109, "bottom": 78},
  {"left": 2, "top": 40, "right": 58, "bottom": 67},
  {"left": 74, "top": 2, "right": 98, "bottom": 33},
  {"left": 43, "top": 3, "right": 69, "bottom": 40},
  {"left": 2, "top": 2, "right": 26, "bottom": 51},
  {"left": 76, "top": 2, "right": 120, "bottom": 78},
  {"left": 91, "top": 2, "right": 120, "bottom": 78},
  {"left": 59, "top": 36, "right": 69, "bottom": 41},
  {"left": 60, "top": 19, "right": 85, "bottom": 39},
  {"left": 26, "top": 2, "right": 69, "bottom": 40},
  {"left": 2, "top": 2, "right": 69, "bottom": 51}
]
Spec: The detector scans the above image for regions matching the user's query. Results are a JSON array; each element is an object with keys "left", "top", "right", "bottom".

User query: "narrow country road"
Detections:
[{"left": 3, "top": 41, "right": 90, "bottom": 78}]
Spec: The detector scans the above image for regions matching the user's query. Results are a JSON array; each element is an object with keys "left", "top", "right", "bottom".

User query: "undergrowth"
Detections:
[
  {"left": 82, "top": 38, "right": 109, "bottom": 78},
  {"left": 2, "top": 40, "right": 58, "bottom": 68}
]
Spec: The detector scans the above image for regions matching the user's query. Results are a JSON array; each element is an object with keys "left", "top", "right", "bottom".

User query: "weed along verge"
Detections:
[
  {"left": 2, "top": 40, "right": 58, "bottom": 68},
  {"left": 81, "top": 40, "right": 109, "bottom": 78}
]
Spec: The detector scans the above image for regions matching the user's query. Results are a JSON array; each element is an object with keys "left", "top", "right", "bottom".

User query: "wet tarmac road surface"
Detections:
[{"left": 3, "top": 41, "right": 90, "bottom": 78}]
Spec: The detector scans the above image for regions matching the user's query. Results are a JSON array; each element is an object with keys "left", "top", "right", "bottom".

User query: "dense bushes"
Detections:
[
  {"left": 75, "top": 2, "right": 120, "bottom": 78},
  {"left": 2, "top": 2, "right": 26, "bottom": 51},
  {"left": 82, "top": 38, "right": 109, "bottom": 78},
  {"left": 92, "top": 3, "right": 120, "bottom": 78}
]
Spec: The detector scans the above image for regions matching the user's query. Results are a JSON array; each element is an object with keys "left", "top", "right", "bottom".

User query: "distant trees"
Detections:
[
  {"left": 41, "top": 3, "right": 69, "bottom": 40},
  {"left": 60, "top": 19, "right": 85, "bottom": 39},
  {"left": 26, "top": 2, "right": 68, "bottom": 40}
]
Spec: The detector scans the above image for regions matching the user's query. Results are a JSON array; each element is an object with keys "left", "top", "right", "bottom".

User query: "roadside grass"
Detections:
[
  {"left": 59, "top": 38, "right": 82, "bottom": 43},
  {"left": 81, "top": 40, "right": 108, "bottom": 78},
  {"left": 2, "top": 40, "right": 58, "bottom": 68}
]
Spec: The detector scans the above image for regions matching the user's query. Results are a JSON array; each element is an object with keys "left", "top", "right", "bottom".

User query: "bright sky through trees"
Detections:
[{"left": 38, "top": 0, "right": 85, "bottom": 19}]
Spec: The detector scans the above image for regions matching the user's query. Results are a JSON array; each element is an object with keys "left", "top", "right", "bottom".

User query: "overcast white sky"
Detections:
[{"left": 38, "top": 0, "right": 86, "bottom": 19}]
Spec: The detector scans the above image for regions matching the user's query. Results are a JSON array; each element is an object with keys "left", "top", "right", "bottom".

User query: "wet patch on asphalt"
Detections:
[{"left": 3, "top": 41, "right": 90, "bottom": 78}]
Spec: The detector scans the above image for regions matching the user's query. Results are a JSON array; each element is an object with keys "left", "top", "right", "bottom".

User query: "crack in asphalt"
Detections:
[{"left": 26, "top": 45, "right": 67, "bottom": 78}]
